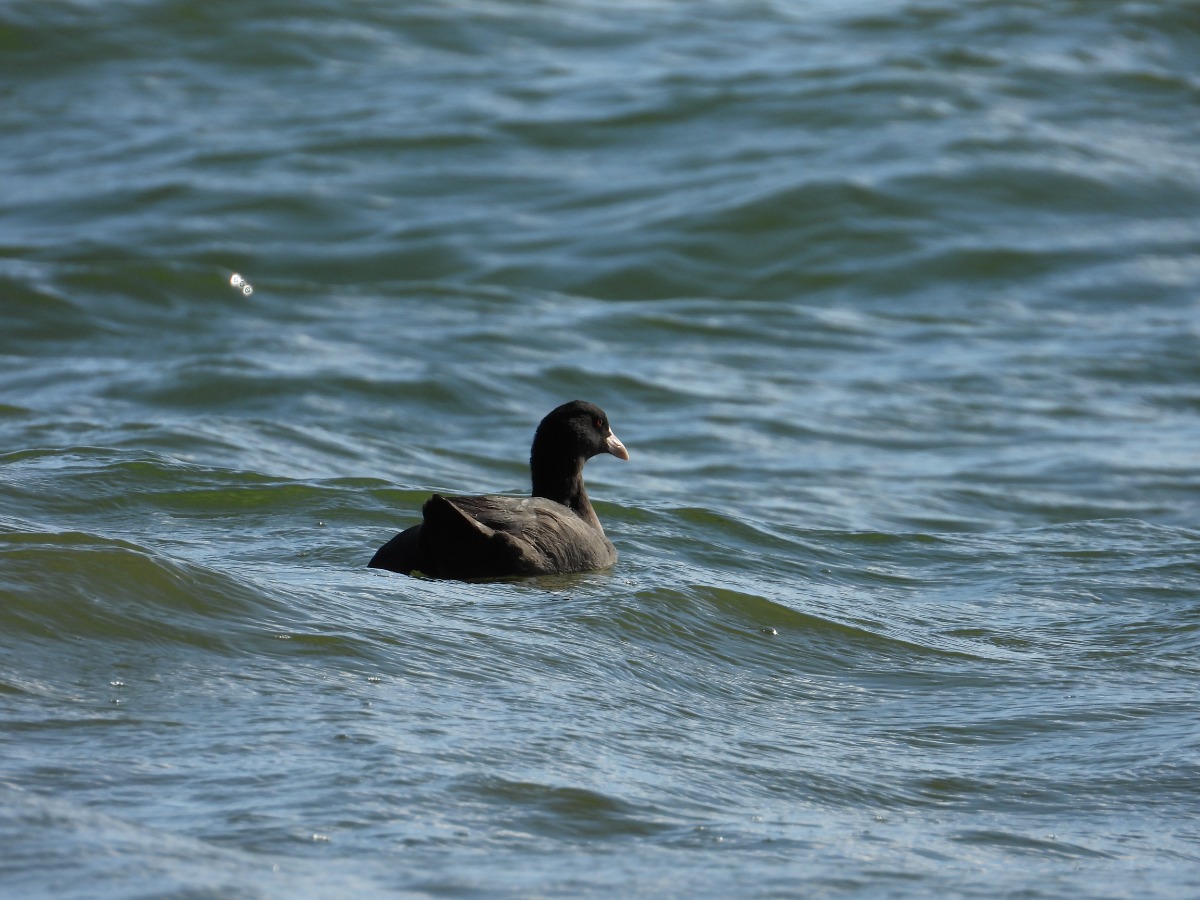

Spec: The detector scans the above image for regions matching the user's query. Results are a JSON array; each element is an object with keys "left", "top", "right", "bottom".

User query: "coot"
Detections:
[{"left": 368, "top": 400, "right": 629, "bottom": 580}]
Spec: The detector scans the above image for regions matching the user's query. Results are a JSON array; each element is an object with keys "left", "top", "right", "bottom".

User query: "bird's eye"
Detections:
[{"left": 594, "top": 417, "right": 604, "bottom": 430}]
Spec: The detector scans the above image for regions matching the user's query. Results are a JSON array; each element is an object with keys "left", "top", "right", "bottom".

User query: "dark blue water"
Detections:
[{"left": 3, "top": 1, "right": 1200, "bottom": 896}]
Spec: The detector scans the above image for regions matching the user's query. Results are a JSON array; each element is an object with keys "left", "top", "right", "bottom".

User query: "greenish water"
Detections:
[{"left": 2, "top": 1, "right": 1199, "bottom": 896}]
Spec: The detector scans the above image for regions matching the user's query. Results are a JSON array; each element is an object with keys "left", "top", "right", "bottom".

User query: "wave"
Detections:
[{"left": 0, "top": 522, "right": 282, "bottom": 655}]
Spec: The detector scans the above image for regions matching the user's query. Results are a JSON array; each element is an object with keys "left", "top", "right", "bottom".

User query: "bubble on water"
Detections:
[{"left": 230, "top": 272, "right": 253, "bottom": 295}]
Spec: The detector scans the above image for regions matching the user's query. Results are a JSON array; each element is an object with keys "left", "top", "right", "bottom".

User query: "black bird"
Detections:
[{"left": 368, "top": 400, "right": 629, "bottom": 580}]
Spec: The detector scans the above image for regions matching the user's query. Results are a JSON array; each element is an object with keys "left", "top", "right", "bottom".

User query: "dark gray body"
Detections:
[{"left": 369, "top": 494, "right": 617, "bottom": 580}]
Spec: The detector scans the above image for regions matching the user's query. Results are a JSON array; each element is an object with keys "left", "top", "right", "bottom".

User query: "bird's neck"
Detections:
[{"left": 531, "top": 454, "right": 602, "bottom": 531}]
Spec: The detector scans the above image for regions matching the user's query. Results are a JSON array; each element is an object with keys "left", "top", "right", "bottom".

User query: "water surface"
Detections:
[{"left": 2, "top": 0, "right": 1199, "bottom": 896}]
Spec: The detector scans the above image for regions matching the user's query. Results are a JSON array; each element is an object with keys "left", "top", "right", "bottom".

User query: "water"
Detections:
[{"left": 2, "top": 0, "right": 1199, "bottom": 896}]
